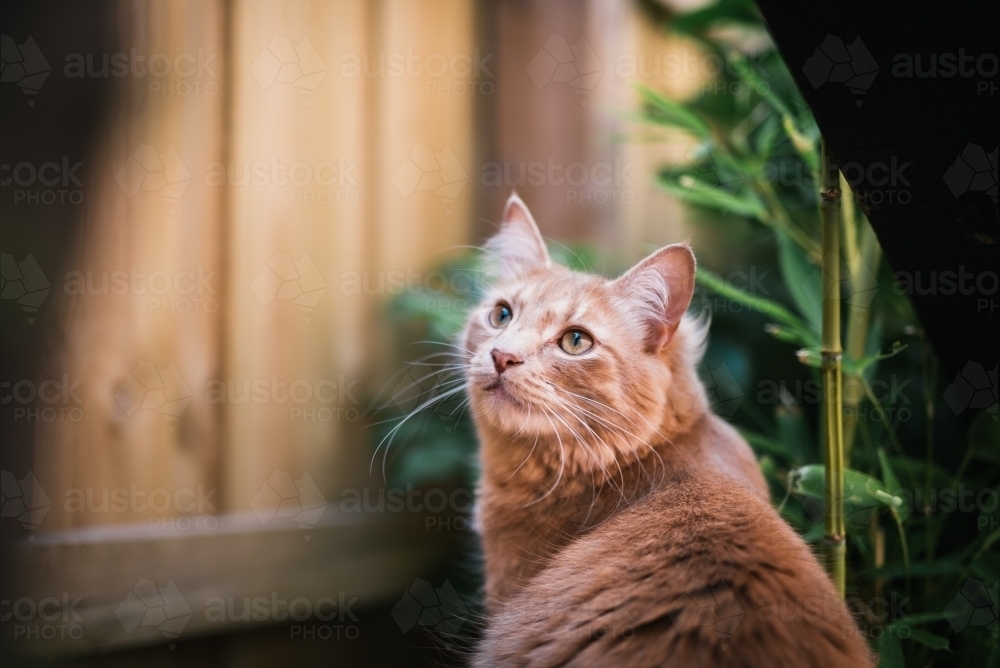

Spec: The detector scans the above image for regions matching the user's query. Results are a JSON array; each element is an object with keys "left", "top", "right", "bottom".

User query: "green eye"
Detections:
[
  {"left": 489, "top": 303, "right": 512, "bottom": 328},
  {"left": 559, "top": 329, "right": 594, "bottom": 355}
]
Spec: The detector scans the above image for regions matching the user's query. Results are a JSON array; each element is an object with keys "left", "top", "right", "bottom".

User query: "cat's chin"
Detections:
[
  {"left": 480, "top": 378, "right": 523, "bottom": 408},
  {"left": 468, "top": 377, "right": 539, "bottom": 434}
]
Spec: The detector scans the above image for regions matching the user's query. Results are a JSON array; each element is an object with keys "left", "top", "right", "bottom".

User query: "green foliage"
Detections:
[
  {"left": 371, "top": 253, "right": 483, "bottom": 487},
  {"left": 636, "top": 3, "right": 999, "bottom": 666}
]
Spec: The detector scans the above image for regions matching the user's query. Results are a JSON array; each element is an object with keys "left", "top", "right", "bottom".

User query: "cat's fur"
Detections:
[{"left": 461, "top": 194, "right": 874, "bottom": 667}]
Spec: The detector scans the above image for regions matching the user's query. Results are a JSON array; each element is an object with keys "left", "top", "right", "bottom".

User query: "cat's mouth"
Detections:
[{"left": 483, "top": 376, "right": 522, "bottom": 406}]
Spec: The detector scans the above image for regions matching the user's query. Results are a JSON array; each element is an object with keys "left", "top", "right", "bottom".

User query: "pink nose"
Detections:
[{"left": 491, "top": 349, "right": 522, "bottom": 374}]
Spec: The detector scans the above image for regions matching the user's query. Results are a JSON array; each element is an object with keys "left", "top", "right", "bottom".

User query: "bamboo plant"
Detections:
[
  {"left": 820, "top": 140, "right": 846, "bottom": 596},
  {"left": 622, "top": 5, "right": 999, "bottom": 665}
]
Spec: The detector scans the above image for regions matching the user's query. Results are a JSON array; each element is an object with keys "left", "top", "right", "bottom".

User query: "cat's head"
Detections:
[{"left": 461, "top": 193, "right": 707, "bottom": 473}]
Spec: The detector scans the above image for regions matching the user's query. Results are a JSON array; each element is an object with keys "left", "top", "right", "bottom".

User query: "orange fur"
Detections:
[{"left": 461, "top": 194, "right": 874, "bottom": 667}]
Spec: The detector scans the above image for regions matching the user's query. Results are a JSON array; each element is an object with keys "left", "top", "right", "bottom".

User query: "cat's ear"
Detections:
[
  {"left": 612, "top": 244, "right": 695, "bottom": 353},
  {"left": 486, "top": 192, "right": 550, "bottom": 281}
]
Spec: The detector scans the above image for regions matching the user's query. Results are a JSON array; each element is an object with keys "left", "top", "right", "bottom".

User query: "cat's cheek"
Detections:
[{"left": 465, "top": 319, "right": 492, "bottom": 358}]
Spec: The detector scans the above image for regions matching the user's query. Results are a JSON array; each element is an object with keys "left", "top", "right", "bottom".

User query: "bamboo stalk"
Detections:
[{"left": 820, "top": 139, "right": 846, "bottom": 597}]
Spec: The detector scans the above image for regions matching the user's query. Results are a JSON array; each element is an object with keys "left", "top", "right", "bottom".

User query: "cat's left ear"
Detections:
[
  {"left": 486, "top": 192, "right": 551, "bottom": 281},
  {"left": 612, "top": 244, "right": 696, "bottom": 353}
]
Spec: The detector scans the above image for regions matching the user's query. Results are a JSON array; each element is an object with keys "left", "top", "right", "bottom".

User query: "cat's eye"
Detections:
[
  {"left": 489, "top": 303, "right": 513, "bottom": 328},
  {"left": 559, "top": 329, "right": 594, "bottom": 355}
]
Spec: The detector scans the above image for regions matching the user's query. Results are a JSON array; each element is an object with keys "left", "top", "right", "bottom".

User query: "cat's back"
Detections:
[{"left": 476, "top": 473, "right": 873, "bottom": 668}]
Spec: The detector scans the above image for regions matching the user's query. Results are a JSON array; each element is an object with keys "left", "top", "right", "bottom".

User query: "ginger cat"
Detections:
[{"left": 461, "top": 194, "right": 873, "bottom": 667}]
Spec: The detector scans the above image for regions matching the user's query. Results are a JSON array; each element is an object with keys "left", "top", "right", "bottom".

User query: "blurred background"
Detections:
[{"left": 1, "top": 1, "right": 996, "bottom": 667}]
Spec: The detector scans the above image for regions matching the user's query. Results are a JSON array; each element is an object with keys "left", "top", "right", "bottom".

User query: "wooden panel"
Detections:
[
  {"left": 28, "top": 0, "right": 479, "bottom": 529},
  {"left": 32, "top": 0, "right": 228, "bottom": 530},
  {"left": 223, "top": 0, "right": 477, "bottom": 509},
  {"left": 9, "top": 511, "right": 449, "bottom": 657},
  {"left": 370, "top": 0, "right": 476, "bottom": 272},
  {"left": 222, "top": 0, "right": 372, "bottom": 515}
]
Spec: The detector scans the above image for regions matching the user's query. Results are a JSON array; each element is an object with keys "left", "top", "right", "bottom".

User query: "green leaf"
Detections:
[
  {"left": 969, "top": 408, "right": 1000, "bottom": 463},
  {"left": 740, "top": 428, "right": 794, "bottom": 459},
  {"left": 696, "top": 268, "right": 815, "bottom": 341},
  {"left": 845, "top": 342, "right": 908, "bottom": 376},
  {"left": 870, "top": 560, "right": 962, "bottom": 580},
  {"left": 795, "top": 348, "right": 821, "bottom": 368},
  {"left": 763, "top": 323, "right": 818, "bottom": 348},
  {"left": 905, "top": 628, "right": 950, "bottom": 651},
  {"left": 776, "top": 404, "right": 812, "bottom": 465},
  {"left": 781, "top": 115, "right": 820, "bottom": 173},
  {"left": 877, "top": 447, "right": 903, "bottom": 502},
  {"left": 803, "top": 522, "right": 825, "bottom": 542},
  {"left": 856, "top": 453, "right": 954, "bottom": 489},
  {"left": 657, "top": 170, "right": 767, "bottom": 219},
  {"left": 729, "top": 53, "right": 792, "bottom": 118},
  {"left": 752, "top": 112, "right": 782, "bottom": 160},
  {"left": 886, "top": 612, "right": 947, "bottom": 629},
  {"left": 791, "top": 465, "right": 907, "bottom": 525},
  {"left": 777, "top": 492, "right": 815, "bottom": 531},
  {"left": 671, "top": 0, "right": 761, "bottom": 35},
  {"left": 636, "top": 84, "right": 711, "bottom": 138},
  {"left": 775, "top": 229, "right": 822, "bottom": 332},
  {"left": 877, "top": 630, "right": 905, "bottom": 668}
]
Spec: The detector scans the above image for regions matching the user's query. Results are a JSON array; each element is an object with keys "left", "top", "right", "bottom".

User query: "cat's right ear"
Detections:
[
  {"left": 612, "top": 244, "right": 696, "bottom": 353},
  {"left": 486, "top": 192, "right": 551, "bottom": 282}
]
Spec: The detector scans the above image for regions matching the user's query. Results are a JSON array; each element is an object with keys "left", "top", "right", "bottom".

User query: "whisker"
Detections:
[
  {"left": 546, "top": 384, "right": 667, "bottom": 488},
  {"left": 544, "top": 405, "right": 604, "bottom": 516},
  {"left": 370, "top": 383, "right": 468, "bottom": 482},
  {"left": 523, "top": 408, "right": 565, "bottom": 507},
  {"left": 545, "top": 393, "right": 626, "bottom": 515},
  {"left": 509, "top": 412, "right": 539, "bottom": 479},
  {"left": 366, "top": 372, "right": 466, "bottom": 416}
]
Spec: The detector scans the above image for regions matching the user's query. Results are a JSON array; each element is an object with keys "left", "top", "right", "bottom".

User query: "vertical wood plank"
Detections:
[{"left": 33, "top": 0, "right": 228, "bottom": 529}]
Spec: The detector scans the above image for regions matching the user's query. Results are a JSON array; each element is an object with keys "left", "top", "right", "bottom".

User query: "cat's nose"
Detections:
[{"left": 491, "top": 349, "right": 522, "bottom": 374}]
